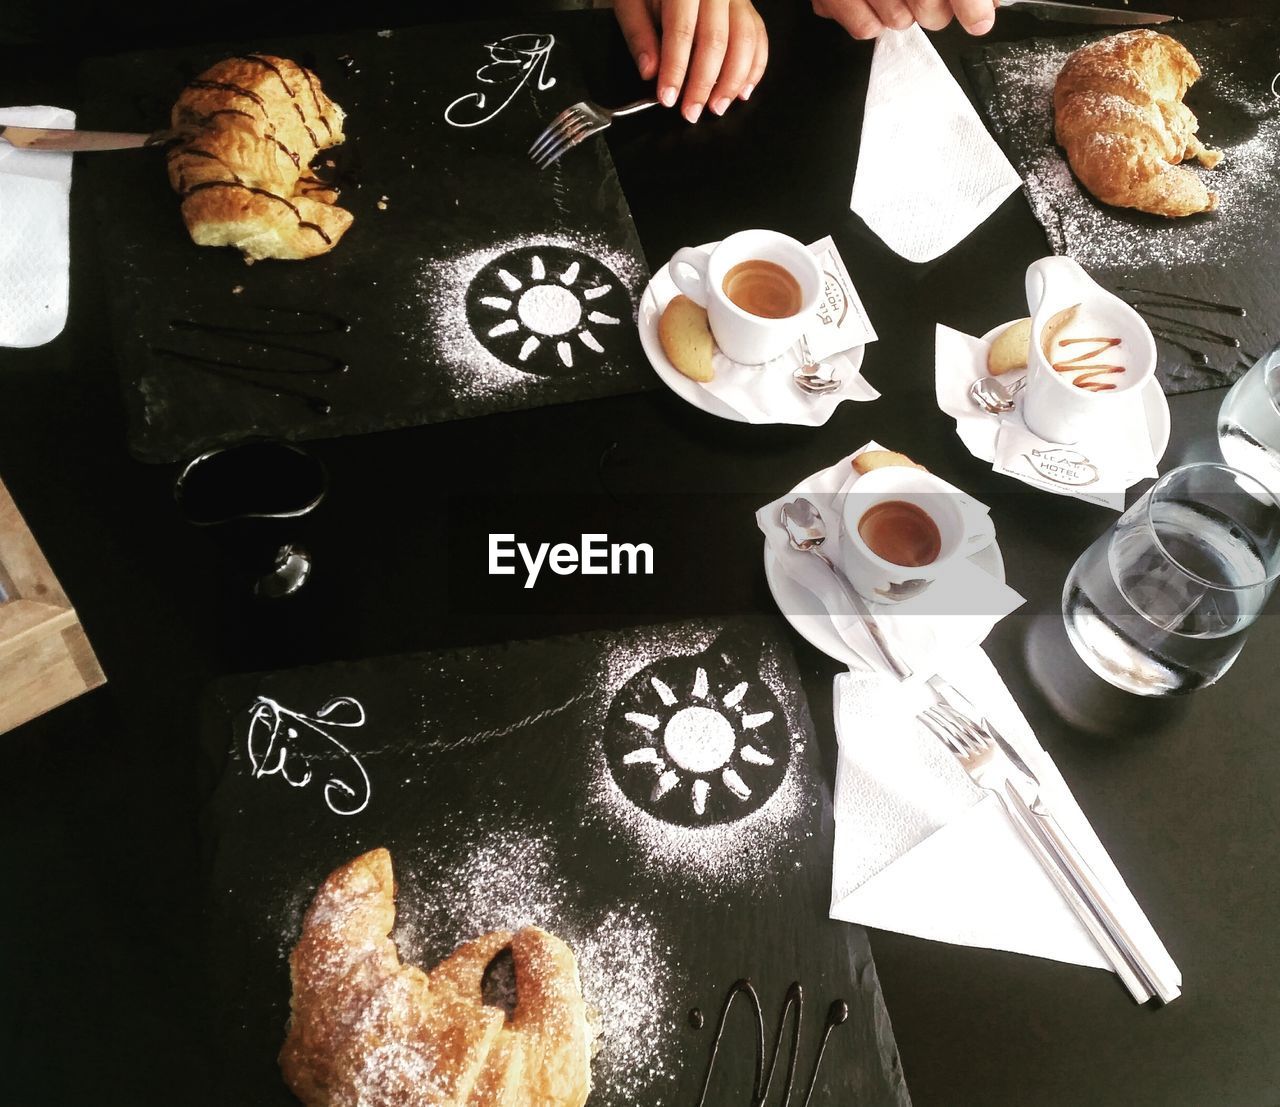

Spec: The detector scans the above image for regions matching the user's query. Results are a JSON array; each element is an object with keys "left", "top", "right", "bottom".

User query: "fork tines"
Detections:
[{"left": 528, "top": 103, "right": 601, "bottom": 170}]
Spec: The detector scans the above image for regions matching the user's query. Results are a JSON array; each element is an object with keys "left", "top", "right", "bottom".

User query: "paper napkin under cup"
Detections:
[
  {"left": 757, "top": 442, "right": 1024, "bottom": 677},
  {"left": 697, "top": 236, "right": 879, "bottom": 424},
  {"left": 851, "top": 26, "right": 1021, "bottom": 264},
  {"left": 830, "top": 645, "right": 1181, "bottom": 988},
  {"left": 936, "top": 324, "right": 1160, "bottom": 511},
  {"left": 0, "top": 106, "right": 75, "bottom": 348}
]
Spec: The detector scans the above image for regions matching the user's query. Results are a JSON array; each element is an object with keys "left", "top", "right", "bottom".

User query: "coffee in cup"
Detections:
[
  {"left": 722, "top": 260, "right": 804, "bottom": 319},
  {"left": 856, "top": 500, "right": 942, "bottom": 567}
]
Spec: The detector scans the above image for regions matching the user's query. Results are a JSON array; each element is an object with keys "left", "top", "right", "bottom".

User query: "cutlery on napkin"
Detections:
[
  {"left": 936, "top": 324, "right": 1159, "bottom": 510},
  {"left": 850, "top": 26, "right": 1022, "bottom": 264},
  {"left": 830, "top": 646, "right": 1182, "bottom": 989},
  {"left": 0, "top": 106, "right": 75, "bottom": 348},
  {"left": 757, "top": 444, "right": 1024, "bottom": 676}
]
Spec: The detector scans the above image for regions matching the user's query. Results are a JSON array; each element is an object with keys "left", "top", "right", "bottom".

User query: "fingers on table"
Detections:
[
  {"left": 615, "top": 0, "right": 662, "bottom": 79},
  {"left": 657, "top": 0, "right": 700, "bottom": 109},
  {"left": 743, "top": 10, "right": 768, "bottom": 101},
  {"left": 679, "top": 0, "right": 731, "bottom": 122},
  {"left": 707, "top": 2, "right": 765, "bottom": 114}
]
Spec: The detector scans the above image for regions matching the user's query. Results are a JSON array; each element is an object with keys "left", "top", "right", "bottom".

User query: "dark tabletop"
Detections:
[{"left": 1, "top": 1, "right": 1277, "bottom": 1104}]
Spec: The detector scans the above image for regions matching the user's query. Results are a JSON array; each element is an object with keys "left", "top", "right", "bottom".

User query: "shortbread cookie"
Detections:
[
  {"left": 986, "top": 317, "right": 1031, "bottom": 376},
  {"left": 852, "top": 449, "right": 927, "bottom": 474},
  {"left": 658, "top": 294, "right": 715, "bottom": 383}
]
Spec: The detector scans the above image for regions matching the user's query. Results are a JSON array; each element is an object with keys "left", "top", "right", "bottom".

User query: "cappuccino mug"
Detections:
[
  {"left": 670, "top": 230, "right": 822, "bottom": 364},
  {"left": 838, "top": 467, "right": 996, "bottom": 603}
]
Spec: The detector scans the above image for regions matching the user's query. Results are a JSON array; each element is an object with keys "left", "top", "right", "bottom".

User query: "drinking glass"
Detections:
[
  {"left": 1062, "top": 463, "right": 1280, "bottom": 696},
  {"left": 1218, "top": 344, "right": 1280, "bottom": 494}
]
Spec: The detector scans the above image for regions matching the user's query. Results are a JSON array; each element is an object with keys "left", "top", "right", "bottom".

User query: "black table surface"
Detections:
[{"left": 1, "top": 2, "right": 1277, "bottom": 1104}]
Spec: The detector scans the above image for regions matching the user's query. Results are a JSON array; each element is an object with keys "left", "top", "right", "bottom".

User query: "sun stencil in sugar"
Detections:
[
  {"left": 603, "top": 645, "right": 790, "bottom": 826},
  {"left": 465, "top": 245, "right": 627, "bottom": 376}
]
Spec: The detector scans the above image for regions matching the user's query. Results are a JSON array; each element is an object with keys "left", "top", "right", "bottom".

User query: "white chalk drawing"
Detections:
[
  {"left": 466, "top": 245, "right": 626, "bottom": 376},
  {"left": 1272, "top": 72, "right": 1279, "bottom": 99},
  {"left": 604, "top": 654, "right": 790, "bottom": 826},
  {"left": 445, "top": 33, "right": 557, "bottom": 129},
  {"left": 245, "top": 695, "right": 371, "bottom": 816}
]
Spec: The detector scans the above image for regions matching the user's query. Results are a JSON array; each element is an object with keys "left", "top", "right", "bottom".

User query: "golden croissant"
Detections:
[
  {"left": 167, "top": 55, "right": 353, "bottom": 260},
  {"left": 280, "top": 848, "right": 595, "bottom": 1106},
  {"left": 1054, "top": 30, "right": 1221, "bottom": 218}
]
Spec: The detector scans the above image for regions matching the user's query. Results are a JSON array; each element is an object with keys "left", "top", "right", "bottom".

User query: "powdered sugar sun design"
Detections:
[
  {"left": 602, "top": 649, "right": 791, "bottom": 827},
  {"left": 465, "top": 245, "right": 627, "bottom": 376}
]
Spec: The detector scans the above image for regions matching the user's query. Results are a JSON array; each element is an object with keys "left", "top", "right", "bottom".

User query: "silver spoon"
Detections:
[
  {"left": 780, "top": 498, "right": 913, "bottom": 680},
  {"left": 793, "top": 334, "right": 842, "bottom": 394},
  {"left": 969, "top": 373, "right": 1026, "bottom": 414}
]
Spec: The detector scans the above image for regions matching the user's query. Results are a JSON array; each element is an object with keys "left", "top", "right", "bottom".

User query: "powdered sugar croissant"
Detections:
[
  {"left": 280, "top": 848, "right": 595, "bottom": 1107},
  {"left": 167, "top": 55, "right": 353, "bottom": 260},
  {"left": 1053, "top": 30, "right": 1222, "bottom": 218}
]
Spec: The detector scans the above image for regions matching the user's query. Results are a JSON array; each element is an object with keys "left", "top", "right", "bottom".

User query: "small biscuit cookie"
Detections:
[
  {"left": 986, "top": 317, "right": 1031, "bottom": 376},
  {"left": 852, "top": 449, "right": 928, "bottom": 474},
  {"left": 659, "top": 295, "right": 715, "bottom": 383}
]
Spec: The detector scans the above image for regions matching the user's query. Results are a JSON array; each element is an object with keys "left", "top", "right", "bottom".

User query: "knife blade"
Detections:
[
  {"left": 998, "top": 0, "right": 1175, "bottom": 25},
  {"left": 0, "top": 125, "right": 176, "bottom": 152}
]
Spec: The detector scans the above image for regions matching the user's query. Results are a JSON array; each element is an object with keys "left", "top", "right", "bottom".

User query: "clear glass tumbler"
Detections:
[
  {"left": 1062, "top": 463, "right": 1280, "bottom": 696},
  {"left": 1218, "top": 345, "right": 1280, "bottom": 494}
]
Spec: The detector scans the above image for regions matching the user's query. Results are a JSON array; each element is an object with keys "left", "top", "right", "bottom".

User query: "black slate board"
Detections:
[
  {"left": 964, "top": 17, "right": 1279, "bottom": 394},
  {"left": 198, "top": 617, "right": 910, "bottom": 1106},
  {"left": 81, "top": 21, "right": 652, "bottom": 463}
]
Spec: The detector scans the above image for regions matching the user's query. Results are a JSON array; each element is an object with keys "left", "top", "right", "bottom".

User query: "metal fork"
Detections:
[
  {"left": 918, "top": 696, "right": 1179, "bottom": 1005},
  {"left": 528, "top": 98, "right": 659, "bottom": 170}
]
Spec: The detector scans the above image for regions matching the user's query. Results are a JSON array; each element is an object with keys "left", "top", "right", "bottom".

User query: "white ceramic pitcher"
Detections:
[{"left": 1021, "top": 256, "right": 1156, "bottom": 443}]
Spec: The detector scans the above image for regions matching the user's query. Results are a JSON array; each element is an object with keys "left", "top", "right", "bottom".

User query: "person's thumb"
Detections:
[{"left": 615, "top": 0, "right": 661, "bottom": 79}]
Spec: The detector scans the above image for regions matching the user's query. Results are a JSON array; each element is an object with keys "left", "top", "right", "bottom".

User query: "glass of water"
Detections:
[
  {"left": 1062, "top": 463, "right": 1280, "bottom": 696},
  {"left": 1218, "top": 345, "right": 1280, "bottom": 493}
]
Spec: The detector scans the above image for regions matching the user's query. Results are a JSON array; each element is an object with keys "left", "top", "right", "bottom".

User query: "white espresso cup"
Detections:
[
  {"left": 669, "top": 230, "right": 822, "bottom": 365},
  {"left": 838, "top": 467, "right": 995, "bottom": 604}
]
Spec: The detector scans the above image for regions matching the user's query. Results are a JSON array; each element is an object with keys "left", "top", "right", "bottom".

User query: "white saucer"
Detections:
[
  {"left": 762, "top": 474, "right": 1008, "bottom": 671},
  {"left": 977, "top": 320, "right": 1170, "bottom": 463},
  {"left": 638, "top": 241, "right": 867, "bottom": 424}
]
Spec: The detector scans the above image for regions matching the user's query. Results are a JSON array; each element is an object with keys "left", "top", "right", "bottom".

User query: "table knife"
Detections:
[
  {"left": 0, "top": 125, "right": 177, "bottom": 152},
  {"left": 998, "top": 0, "right": 1175, "bottom": 25}
]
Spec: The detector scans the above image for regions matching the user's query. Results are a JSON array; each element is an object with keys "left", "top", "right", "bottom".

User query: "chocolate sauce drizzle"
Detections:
[
  {"left": 234, "top": 54, "right": 296, "bottom": 98},
  {"left": 1115, "top": 286, "right": 1246, "bottom": 317},
  {"left": 150, "top": 307, "right": 349, "bottom": 414},
  {"left": 185, "top": 79, "right": 267, "bottom": 115},
  {"left": 692, "top": 980, "right": 849, "bottom": 1106}
]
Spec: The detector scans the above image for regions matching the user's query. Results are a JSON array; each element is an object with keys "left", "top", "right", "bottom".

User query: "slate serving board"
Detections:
[
  {"left": 964, "top": 17, "right": 1279, "bottom": 394},
  {"left": 198, "top": 617, "right": 911, "bottom": 1106},
  {"left": 81, "top": 20, "right": 652, "bottom": 463}
]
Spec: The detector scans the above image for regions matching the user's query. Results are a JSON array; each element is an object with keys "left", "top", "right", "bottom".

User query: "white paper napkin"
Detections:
[
  {"left": 851, "top": 26, "right": 1021, "bottom": 264},
  {"left": 0, "top": 106, "right": 75, "bottom": 348},
  {"left": 830, "top": 646, "right": 1182, "bottom": 989},
  {"left": 936, "top": 324, "right": 1160, "bottom": 511},
  {"left": 756, "top": 443, "right": 1024, "bottom": 676}
]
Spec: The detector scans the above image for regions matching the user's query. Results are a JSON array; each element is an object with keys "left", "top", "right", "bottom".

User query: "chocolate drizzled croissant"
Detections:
[{"left": 168, "top": 55, "right": 353, "bottom": 260}]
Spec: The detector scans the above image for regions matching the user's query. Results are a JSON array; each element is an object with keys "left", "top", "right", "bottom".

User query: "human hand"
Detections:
[
  {"left": 812, "top": 0, "right": 997, "bottom": 39},
  {"left": 614, "top": 0, "right": 769, "bottom": 123}
]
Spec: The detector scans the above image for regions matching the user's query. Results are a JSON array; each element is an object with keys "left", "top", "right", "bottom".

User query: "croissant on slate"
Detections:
[
  {"left": 279, "top": 848, "right": 596, "bottom": 1107},
  {"left": 167, "top": 55, "right": 353, "bottom": 260},
  {"left": 1053, "top": 30, "right": 1222, "bottom": 218}
]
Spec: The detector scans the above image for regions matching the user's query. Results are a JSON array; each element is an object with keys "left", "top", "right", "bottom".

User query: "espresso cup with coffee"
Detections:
[
  {"left": 837, "top": 468, "right": 993, "bottom": 604},
  {"left": 669, "top": 230, "right": 822, "bottom": 364}
]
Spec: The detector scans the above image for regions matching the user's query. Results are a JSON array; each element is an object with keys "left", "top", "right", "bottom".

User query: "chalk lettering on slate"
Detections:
[
  {"left": 245, "top": 695, "right": 372, "bottom": 816},
  {"left": 444, "top": 33, "right": 557, "bottom": 129}
]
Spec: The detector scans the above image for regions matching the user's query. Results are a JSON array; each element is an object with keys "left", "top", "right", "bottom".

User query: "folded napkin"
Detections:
[
  {"left": 756, "top": 443, "right": 1023, "bottom": 676},
  {"left": 0, "top": 106, "right": 75, "bottom": 348},
  {"left": 936, "top": 324, "right": 1160, "bottom": 511},
  {"left": 851, "top": 26, "right": 1021, "bottom": 264},
  {"left": 830, "top": 646, "right": 1182, "bottom": 987}
]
